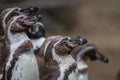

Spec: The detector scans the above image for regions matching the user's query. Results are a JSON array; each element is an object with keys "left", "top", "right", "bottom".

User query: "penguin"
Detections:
[
  {"left": 0, "top": 7, "right": 23, "bottom": 80},
  {"left": 26, "top": 15, "right": 46, "bottom": 55},
  {"left": 36, "top": 35, "right": 79, "bottom": 80},
  {"left": 71, "top": 37, "right": 109, "bottom": 80},
  {"left": 0, "top": 7, "right": 38, "bottom": 80},
  {"left": 3, "top": 14, "right": 39, "bottom": 80}
]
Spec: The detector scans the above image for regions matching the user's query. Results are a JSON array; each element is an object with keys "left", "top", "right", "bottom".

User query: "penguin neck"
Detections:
[
  {"left": 8, "top": 32, "right": 29, "bottom": 44},
  {"left": 6, "top": 16, "right": 29, "bottom": 45},
  {"left": 76, "top": 52, "right": 88, "bottom": 70},
  {"left": 31, "top": 37, "right": 46, "bottom": 50},
  {"left": 27, "top": 30, "right": 46, "bottom": 39}
]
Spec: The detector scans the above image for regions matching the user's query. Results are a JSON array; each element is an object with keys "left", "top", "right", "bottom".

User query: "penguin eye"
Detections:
[
  {"left": 13, "top": 9, "right": 18, "bottom": 11},
  {"left": 63, "top": 37, "right": 69, "bottom": 41},
  {"left": 12, "top": 8, "right": 21, "bottom": 15},
  {"left": 13, "top": 9, "right": 19, "bottom": 12},
  {"left": 17, "top": 16, "right": 24, "bottom": 20},
  {"left": 60, "top": 38, "right": 69, "bottom": 44},
  {"left": 17, "top": 16, "right": 25, "bottom": 24}
]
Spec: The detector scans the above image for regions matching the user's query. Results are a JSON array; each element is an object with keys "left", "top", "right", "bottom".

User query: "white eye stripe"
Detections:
[
  {"left": 2, "top": 8, "right": 17, "bottom": 29},
  {"left": 66, "top": 36, "right": 71, "bottom": 40},
  {"left": 51, "top": 37, "right": 63, "bottom": 61},
  {"left": 43, "top": 41, "right": 51, "bottom": 57},
  {"left": 43, "top": 37, "right": 63, "bottom": 61},
  {"left": 53, "top": 37, "right": 63, "bottom": 47},
  {"left": 7, "top": 15, "right": 25, "bottom": 33},
  {"left": 9, "top": 15, "right": 25, "bottom": 26},
  {"left": 5, "top": 15, "right": 27, "bottom": 71},
  {"left": 0, "top": 74, "right": 3, "bottom": 80}
]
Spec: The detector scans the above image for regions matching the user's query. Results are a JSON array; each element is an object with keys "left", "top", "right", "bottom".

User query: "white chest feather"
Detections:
[
  {"left": 5, "top": 15, "right": 39, "bottom": 80},
  {"left": 5, "top": 38, "right": 29, "bottom": 70},
  {"left": 2, "top": 8, "right": 16, "bottom": 29},
  {"left": 52, "top": 49, "right": 78, "bottom": 80},
  {"left": 76, "top": 52, "right": 88, "bottom": 70},
  {"left": 78, "top": 74, "right": 88, "bottom": 80},
  {"left": 77, "top": 61, "right": 88, "bottom": 71},
  {"left": 11, "top": 53, "right": 39, "bottom": 80},
  {"left": 31, "top": 37, "right": 45, "bottom": 50},
  {"left": 68, "top": 68, "right": 79, "bottom": 80},
  {"left": 76, "top": 55, "right": 88, "bottom": 80},
  {"left": 57, "top": 56, "right": 78, "bottom": 80},
  {"left": 51, "top": 39, "right": 78, "bottom": 80},
  {"left": 0, "top": 74, "right": 3, "bottom": 80},
  {"left": 5, "top": 15, "right": 29, "bottom": 70}
]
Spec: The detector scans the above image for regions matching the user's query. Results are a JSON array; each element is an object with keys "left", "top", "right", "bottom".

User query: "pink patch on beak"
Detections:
[
  {"left": 19, "top": 16, "right": 34, "bottom": 26},
  {"left": 68, "top": 42, "right": 76, "bottom": 48},
  {"left": 67, "top": 39, "right": 78, "bottom": 49}
]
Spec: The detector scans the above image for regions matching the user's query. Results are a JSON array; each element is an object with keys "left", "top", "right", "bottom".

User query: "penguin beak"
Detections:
[
  {"left": 20, "top": 7, "right": 38, "bottom": 14},
  {"left": 21, "top": 14, "right": 42, "bottom": 27},
  {"left": 96, "top": 52, "right": 109, "bottom": 63},
  {"left": 27, "top": 15, "right": 42, "bottom": 22},
  {"left": 72, "top": 37, "right": 88, "bottom": 45}
]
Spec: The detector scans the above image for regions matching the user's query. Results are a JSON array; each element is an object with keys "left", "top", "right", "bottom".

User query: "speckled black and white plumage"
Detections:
[
  {"left": 5, "top": 15, "right": 39, "bottom": 80},
  {"left": 0, "top": 7, "right": 40, "bottom": 80},
  {"left": 36, "top": 35, "right": 79, "bottom": 80},
  {"left": 0, "top": 7, "right": 23, "bottom": 80}
]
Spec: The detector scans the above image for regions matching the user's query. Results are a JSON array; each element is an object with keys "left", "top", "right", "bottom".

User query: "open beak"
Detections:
[{"left": 20, "top": 7, "right": 38, "bottom": 15}]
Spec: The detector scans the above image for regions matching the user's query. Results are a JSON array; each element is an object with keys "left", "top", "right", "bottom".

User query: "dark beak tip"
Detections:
[
  {"left": 79, "top": 38, "right": 88, "bottom": 45},
  {"left": 101, "top": 57, "right": 109, "bottom": 63},
  {"left": 32, "top": 7, "right": 39, "bottom": 12}
]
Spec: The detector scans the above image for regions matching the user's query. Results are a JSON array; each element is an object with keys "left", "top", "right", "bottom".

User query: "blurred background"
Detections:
[{"left": 0, "top": 0, "right": 120, "bottom": 80}]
